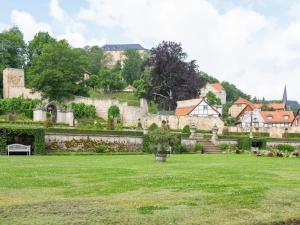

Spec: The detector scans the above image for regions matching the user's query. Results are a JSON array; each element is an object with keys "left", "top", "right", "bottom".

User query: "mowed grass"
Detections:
[{"left": 0, "top": 154, "right": 299, "bottom": 225}]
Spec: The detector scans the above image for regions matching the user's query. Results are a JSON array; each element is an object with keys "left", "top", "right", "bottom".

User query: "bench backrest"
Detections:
[{"left": 7, "top": 144, "right": 30, "bottom": 150}]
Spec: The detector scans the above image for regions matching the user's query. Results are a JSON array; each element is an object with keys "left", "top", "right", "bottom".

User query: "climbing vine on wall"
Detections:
[{"left": 0, "top": 126, "right": 45, "bottom": 155}]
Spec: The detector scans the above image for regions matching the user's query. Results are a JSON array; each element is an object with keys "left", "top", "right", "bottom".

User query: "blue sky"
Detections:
[{"left": 1, "top": 0, "right": 300, "bottom": 101}]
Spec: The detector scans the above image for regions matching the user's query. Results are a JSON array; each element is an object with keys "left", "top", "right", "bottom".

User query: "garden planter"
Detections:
[{"left": 155, "top": 153, "right": 167, "bottom": 162}]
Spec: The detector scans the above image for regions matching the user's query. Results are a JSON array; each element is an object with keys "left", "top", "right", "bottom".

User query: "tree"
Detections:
[
  {"left": 82, "top": 46, "right": 107, "bottom": 75},
  {"left": 221, "top": 81, "right": 251, "bottom": 103},
  {"left": 0, "top": 27, "right": 26, "bottom": 96},
  {"left": 148, "top": 41, "right": 205, "bottom": 110},
  {"left": 122, "top": 49, "right": 143, "bottom": 84},
  {"left": 86, "top": 74, "right": 101, "bottom": 90},
  {"left": 27, "top": 32, "right": 55, "bottom": 61},
  {"left": 28, "top": 40, "right": 88, "bottom": 101},
  {"left": 133, "top": 66, "right": 151, "bottom": 98},
  {"left": 200, "top": 72, "right": 219, "bottom": 83},
  {"left": 206, "top": 91, "right": 221, "bottom": 105},
  {"left": 99, "top": 68, "right": 126, "bottom": 92}
]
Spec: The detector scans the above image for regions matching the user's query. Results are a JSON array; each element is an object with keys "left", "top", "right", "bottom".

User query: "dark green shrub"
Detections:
[
  {"left": 44, "top": 119, "right": 54, "bottom": 128},
  {"left": 218, "top": 143, "right": 229, "bottom": 150},
  {"left": 108, "top": 105, "right": 120, "bottom": 119},
  {"left": 194, "top": 143, "right": 204, "bottom": 151},
  {"left": 287, "top": 133, "right": 300, "bottom": 138},
  {"left": 277, "top": 144, "right": 295, "bottom": 153},
  {"left": 95, "top": 144, "right": 109, "bottom": 153},
  {"left": 173, "top": 144, "right": 190, "bottom": 154},
  {"left": 182, "top": 125, "right": 191, "bottom": 136},
  {"left": 252, "top": 138, "right": 267, "bottom": 150},
  {"left": 71, "top": 103, "right": 96, "bottom": 119},
  {"left": 148, "top": 123, "right": 158, "bottom": 131},
  {"left": 238, "top": 137, "right": 251, "bottom": 150},
  {"left": 107, "top": 118, "right": 114, "bottom": 130}
]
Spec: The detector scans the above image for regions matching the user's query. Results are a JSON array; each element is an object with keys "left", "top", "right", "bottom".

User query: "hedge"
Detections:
[
  {"left": 237, "top": 136, "right": 267, "bottom": 150},
  {"left": 0, "top": 98, "right": 41, "bottom": 118},
  {"left": 225, "top": 132, "right": 269, "bottom": 137},
  {"left": 71, "top": 103, "right": 97, "bottom": 119},
  {"left": 46, "top": 128, "right": 144, "bottom": 137},
  {"left": 286, "top": 133, "right": 300, "bottom": 138},
  {"left": 0, "top": 120, "right": 68, "bottom": 127},
  {"left": 0, "top": 126, "right": 45, "bottom": 155}
]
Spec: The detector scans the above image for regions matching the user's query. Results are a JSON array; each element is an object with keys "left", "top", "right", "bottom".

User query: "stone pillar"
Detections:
[
  {"left": 189, "top": 124, "right": 196, "bottom": 139},
  {"left": 33, "top": 109, "right": 46, "bottom": 121},
  {"left": 66, "top": 110, "right": 74, "bottom": 127},
  {"left": 140, "top": 98, "right": 149, "bottom": 113},
  {"left": 211, "top": 124, "right": 219, "bottom": 145}
]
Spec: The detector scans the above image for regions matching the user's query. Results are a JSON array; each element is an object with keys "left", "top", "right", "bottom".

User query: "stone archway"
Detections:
[{"left": 46, "top": 103, "right": 58, "bottom": 122}]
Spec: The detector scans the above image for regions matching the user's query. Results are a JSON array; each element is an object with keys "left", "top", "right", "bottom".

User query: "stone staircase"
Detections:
[{"left": 201, "top": 138, "right": 221, "bottom": 154}]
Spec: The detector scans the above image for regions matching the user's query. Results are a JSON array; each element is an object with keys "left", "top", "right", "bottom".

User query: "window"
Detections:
[
  {"left": 283, "top": 115, "right": 289, "bottom": 120},
  {"left": 203, "top": 105, "right": 208, "bottom": 110},
  {"left": 267, "top": 116, "right": 273, "bottom": 120}
]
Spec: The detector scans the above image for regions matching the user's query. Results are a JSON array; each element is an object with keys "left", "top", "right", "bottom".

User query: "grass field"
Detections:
[{"left": 0, "top": 154, "right": 299, "bottom": 225}]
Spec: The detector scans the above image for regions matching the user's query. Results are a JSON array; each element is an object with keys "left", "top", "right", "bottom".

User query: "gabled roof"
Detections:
[
  {"left": 234, "top": 97, "right": 256, "bottom": 109},
  {"left": 102, "top": 44, "right": 145, "bottom": 51},
  {"left": 175, "top": 98, "right": 220, "bottom": 116},
  {"left": 211, "top": 83, "right": 224, "bottom": 92},
  {"left": 260, "top": 111, "right": 294, "bottom": 123}
]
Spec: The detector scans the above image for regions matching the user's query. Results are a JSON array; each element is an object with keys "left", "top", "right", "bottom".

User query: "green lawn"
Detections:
[{"left": 0, "top": 154, "right": 299, "bottom": 225}]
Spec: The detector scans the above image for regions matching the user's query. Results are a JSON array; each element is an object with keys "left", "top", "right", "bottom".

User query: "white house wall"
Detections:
[{"left": 189, "top": 101, "right": 219, "bottom": 117}]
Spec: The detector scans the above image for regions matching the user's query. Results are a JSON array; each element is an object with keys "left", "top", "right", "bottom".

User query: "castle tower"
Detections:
[{"left": 3, "top": 68, "right": 25, "bottom": 98}]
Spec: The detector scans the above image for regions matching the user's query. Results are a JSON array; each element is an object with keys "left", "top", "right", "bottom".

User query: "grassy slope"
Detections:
[
  {"left": 89, "top": 90, "right": 157, "bottom": 113},
  {"left": 0, "top": 154, "right": 299, "bottom": 225}
]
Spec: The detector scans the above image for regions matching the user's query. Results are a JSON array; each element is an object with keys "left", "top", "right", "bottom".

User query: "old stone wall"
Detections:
[
  {"left": 227, "top": 126, "right": 300, "bottom": 138},
  {"left": 143, "top": 115, "right": 224, "bottom": 134},
  {"left": 45, "top": 133, "right": 143, "bottom": 152},
  {"left": 72, "top": 97, "right": 148, "bottom": 126}
]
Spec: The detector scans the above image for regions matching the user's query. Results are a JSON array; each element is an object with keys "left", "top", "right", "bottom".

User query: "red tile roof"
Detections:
[
  {"left": 211, "top": 83, "right": 224, "bottom": 92},
  {"left": 175, "top": 106, "right": 196, "bottom": 116},
  {"left": 234, "top": 98, "right": 285, "bottom": 111},
  {"left": 260, "top": 111, "right": 294, "bottom": 123},
  {"left": 234, "top": 98, "right": 255, "bottom": 109}
]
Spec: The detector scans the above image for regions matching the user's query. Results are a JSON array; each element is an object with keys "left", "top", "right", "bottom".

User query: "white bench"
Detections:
[{"left": 7, "top": 144, "right": 31, "bottom": 156}]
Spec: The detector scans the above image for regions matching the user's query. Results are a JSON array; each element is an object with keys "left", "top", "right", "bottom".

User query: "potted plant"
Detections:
[
  {"left": 155, "top": 143, "right": 168, "bottom": 162},
  {"left": 147, "top": 128, "right": 177, "bottom": 162}
]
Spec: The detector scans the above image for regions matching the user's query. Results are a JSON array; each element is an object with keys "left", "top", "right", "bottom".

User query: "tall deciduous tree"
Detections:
[
  {"left": 148, "top": 41, "right": 205, "bottom": 110},
  {"left": 27, "top": 32, "right": 55, "bottom": 61},
  {"left": 82, "top": 46, "right": 107, "bottom": 75},
  {"left": 28, "top": 40, "right": 88, "bottom": 101},
  {"left": 122, "top": 49, "right": 143, "bottom": 84},
  {"left": 99, "top": 68, "right": 126, "bottom": 93},
  {"left": 0, "top": 27, "right": 26, "bottom": 96}
]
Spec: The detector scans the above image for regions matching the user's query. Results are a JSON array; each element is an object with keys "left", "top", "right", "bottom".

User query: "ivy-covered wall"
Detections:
[{"left": 0, "top": 127, "right": 45, "bottom": 155}]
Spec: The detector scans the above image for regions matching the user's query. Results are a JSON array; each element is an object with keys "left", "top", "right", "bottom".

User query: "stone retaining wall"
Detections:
[{"left": 45, "top": 133, "right": 143, "bottom": 152}]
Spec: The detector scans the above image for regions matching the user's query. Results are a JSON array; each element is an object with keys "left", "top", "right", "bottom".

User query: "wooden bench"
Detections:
[{"left": 7, "top": 144, "right": 31, "bottom": 156}]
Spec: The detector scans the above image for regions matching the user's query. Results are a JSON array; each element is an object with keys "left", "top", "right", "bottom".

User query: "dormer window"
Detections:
[
  {"left": 267, "top": 116, "right": 273, "bottom": 120},
  {"left": 283, "top": 115, "right": 289, "bottom": 120}
]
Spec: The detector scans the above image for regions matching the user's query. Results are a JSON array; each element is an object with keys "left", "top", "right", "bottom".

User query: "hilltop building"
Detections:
[
  {"left": 102, "top": 44, "right": 146, "bottom": 67},
  {"left": 200, "top": 82, "right": 226, "bottom": 104}
]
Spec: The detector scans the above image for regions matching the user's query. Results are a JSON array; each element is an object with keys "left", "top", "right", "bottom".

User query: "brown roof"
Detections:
[
  {"left": 234, "top": 98, "right": 255, "bottom": 109},
  {"left": 211, "top": 83, "right": 224, "bottom": 92},
  {"left": 260, "top": 111, "right": 295, "bottom": 123}
]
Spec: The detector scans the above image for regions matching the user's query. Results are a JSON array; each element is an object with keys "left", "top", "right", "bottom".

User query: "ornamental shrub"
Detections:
[
  {"left": 108, "top": 105, "right": 120, "bottom": 119},
  {"left": 95, "top": 144, "right": 109, "bottom": 153},
  {"left": 277, "top": 144, "right": 295, "bottom": 153},
  {"left": 148, "top": 123, "right": 158, "bottom": 131},
  {"left": 194, "top": 143, "right": 204, "bottom": 151},
  {"left": 71, "top": 103, "right": 96, "bottom": 119},
  {"left": 238, "top": 137, "right": 251, "bottom": 150},
  {"left": 218, "top": 143, "right": 229, "bottom": 150},
  {"left": 182, "top": 125, "right": 191, "bottom": 136}
]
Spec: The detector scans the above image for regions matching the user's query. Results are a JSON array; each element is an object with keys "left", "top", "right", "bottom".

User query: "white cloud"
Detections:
[
  {"left": 76, "top": 0, "right": 300, "bottom": 100},
  {"left": 49, "top": 0, "right": 106, "bottom": 47},
  {"left": 10, "top": 10, "right": 52, "bottom": 41}
]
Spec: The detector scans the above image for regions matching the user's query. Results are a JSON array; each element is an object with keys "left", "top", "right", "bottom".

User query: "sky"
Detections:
[{"left": 1, "top": 0, "right": 300, "bottom": 101}]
